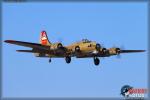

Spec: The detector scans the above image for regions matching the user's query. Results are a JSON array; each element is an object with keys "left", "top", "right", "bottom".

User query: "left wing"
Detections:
[
  {"left": 4, "top": 40, "right": 50, "bottom": 50},
  {"left": 16, "top": 50, "right": 35, "bottom": 53}
]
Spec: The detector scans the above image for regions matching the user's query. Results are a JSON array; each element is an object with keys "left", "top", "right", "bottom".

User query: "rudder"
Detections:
[{"left": 40, "top": 31, "right": 51, "bottom": 45}]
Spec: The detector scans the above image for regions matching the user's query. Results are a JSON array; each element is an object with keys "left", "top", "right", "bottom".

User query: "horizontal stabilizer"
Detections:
[{"left": 16, "top": 50, "right": 36, "bottom": 53}]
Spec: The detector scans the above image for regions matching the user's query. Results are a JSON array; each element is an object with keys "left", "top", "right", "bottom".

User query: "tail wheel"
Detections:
[
  {"left": 75, "top": 46, "right": 80, "bottom": 52},
  {"left": 94, "top": 57, "right": 100, "bottom": 66},
  {"left": 65, "top": 56, "right": 71, "bottom": 64},
  {"left": 96, "top": 43, "right": 101, "bottom": 50}
]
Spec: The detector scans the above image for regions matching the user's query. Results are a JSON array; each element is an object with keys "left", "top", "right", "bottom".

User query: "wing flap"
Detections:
[{"left": 16, "top": 50, "right": 37, "bottom": 53}]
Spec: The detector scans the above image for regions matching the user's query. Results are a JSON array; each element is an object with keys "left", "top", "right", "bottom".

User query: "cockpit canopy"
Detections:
[{"left": 81, "top": 39, "right": 91, "bottom": 43}]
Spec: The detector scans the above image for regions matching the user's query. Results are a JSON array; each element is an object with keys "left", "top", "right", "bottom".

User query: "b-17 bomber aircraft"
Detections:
[{"left": 4, "top": 31, "right": 145, "bottom": 65}]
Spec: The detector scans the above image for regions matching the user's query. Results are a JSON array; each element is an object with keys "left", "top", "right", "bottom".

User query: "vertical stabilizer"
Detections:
[{"left": 40, "top": 31, "right": 51, "bottom": 45}]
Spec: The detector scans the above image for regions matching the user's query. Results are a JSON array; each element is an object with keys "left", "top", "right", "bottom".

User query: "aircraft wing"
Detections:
[
  {"left": 75, "top": 49, "right": 145, "bottom": 58},
  {"left": 16, "top": 50, "right": 37, "bottom": 53},
  {"left": 120, "top": 50, "right": 145, "bottom": 53},
  {"left": 5, "top": 40, "right": 67, "bottom": 56},
  {"left": 4, "top": 40, "right": 50, "bottom": 50},
  {"left": 102, "top": 49, "right": 145, "bottom": 57}
]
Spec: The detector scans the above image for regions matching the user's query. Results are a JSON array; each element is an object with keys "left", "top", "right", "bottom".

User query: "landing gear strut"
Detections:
[
  {"left": 65, "top": 56, "right": 71, "bottom": 64},
  {"left": 93, "top": 57, "right": 100, "bottom": 65}
]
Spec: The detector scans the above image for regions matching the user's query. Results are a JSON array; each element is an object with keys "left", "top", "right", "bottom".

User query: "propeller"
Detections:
[
  {"left": 100, "top": 43, "right": 105, "bottom": 48},
  {"left": 120, "top": 45, "right": 125, "bottom": 50},
  {"left": 116, "top": 45, "right": 126, "bottom": 59},
  {"left": 115, "top": 45, "right": 125, "bottom": 59},
  {"left": 57, "top": 37, "right": 63, "bottom": 43},
  {"left": 55, "top": 32, "right": 64, "bottom": 44},
  {"left": 116, "top": 53, "right": 121, "bottom": 59}
]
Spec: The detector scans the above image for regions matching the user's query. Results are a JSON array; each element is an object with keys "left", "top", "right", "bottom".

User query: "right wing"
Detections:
[
  {"left": 120, "top": 50, "right": 145, "bottom": 53},
  {"left": 74, "top": 49, "right": 145, "bottom": 58}
]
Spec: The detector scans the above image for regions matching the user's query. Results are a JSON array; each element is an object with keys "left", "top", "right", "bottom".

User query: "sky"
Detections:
[{"left": 2, "top": 2, "right": 148, "bottom": 98}]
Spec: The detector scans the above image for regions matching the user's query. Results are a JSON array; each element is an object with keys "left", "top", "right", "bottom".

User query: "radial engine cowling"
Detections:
[
  {"left": 51, "top": 43, "right": 63, "bottom": 49},
  {"left": 116, "top": 48, "right": 121, "bottom": 54}
]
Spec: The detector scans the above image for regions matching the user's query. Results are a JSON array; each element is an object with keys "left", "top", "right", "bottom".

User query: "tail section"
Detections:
[{"left": 40, "top": 31, "right": 51, "bottom": 45}]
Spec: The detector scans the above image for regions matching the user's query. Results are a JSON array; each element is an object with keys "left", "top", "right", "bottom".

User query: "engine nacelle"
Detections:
[
  {"left": 116, "top": 48, "right": 121, "bottom": 54},
  {"left": 101, "top": 48, "right": 107, "bottom": 54},
  {"left": 95, "top": 43, "right": 101, "bottom": 50},
  {"left": 108, "top": 47, "right": 120, "bottom": 55},
  {"left": 50, "top": 43, "right": 63, "bottom": 49}
]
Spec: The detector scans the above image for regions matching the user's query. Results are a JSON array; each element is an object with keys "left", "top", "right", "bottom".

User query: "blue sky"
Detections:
[{"left": 2, "top": 2, "right": 148, "bottom": 98}]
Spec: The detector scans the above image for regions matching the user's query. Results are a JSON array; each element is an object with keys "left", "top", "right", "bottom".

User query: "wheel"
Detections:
[
  {"left": 75, "top": 46, "right": 80, "bottom": 52},
  {"left": 65, "top": 56, "right": 71, "bottom": 63},
  {"left": 94, "top": 57, "right": 100, "bottom": 65},
  {"left": 49, "top": 58, "right": 51, "bottom": 63},
  {"left": 57, "top": 43, "right": 63, "bottom": 49},
  {"left": 96, "top": 43, "right": 101, "bottom": 50}
]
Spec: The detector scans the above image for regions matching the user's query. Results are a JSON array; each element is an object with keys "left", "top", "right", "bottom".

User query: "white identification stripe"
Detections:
[{"left": 41, "top": 36, "right": 47, "bottom": 40}]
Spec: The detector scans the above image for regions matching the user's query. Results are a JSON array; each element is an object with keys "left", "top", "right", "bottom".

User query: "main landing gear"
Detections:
[
  {"left": 93, "top": 57, "right": 100, "bottom": 66},
  {"left": 65, "top": 56, "right": 71, "bottom": 64},
  {"left": 48, "top": 57, "right": 71, "bottom": 64},
  {"left": 49, "top": 58, "right": 51, "bottom": 63}
]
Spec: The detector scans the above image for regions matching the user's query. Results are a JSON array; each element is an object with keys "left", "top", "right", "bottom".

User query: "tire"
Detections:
[
  {"left": 65, "top": 56, "right": 71, "bottom": 63},
  {"left": 49, "top": 59, "right": 51, "bottom": 63},
  {"left": 94, "top": 57, "right": 100, "bottom": 65}
]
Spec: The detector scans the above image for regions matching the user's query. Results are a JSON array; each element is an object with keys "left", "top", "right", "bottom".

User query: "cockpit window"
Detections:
[{"left": 82, "top": 39, "right": 91, "bottom": 43}]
